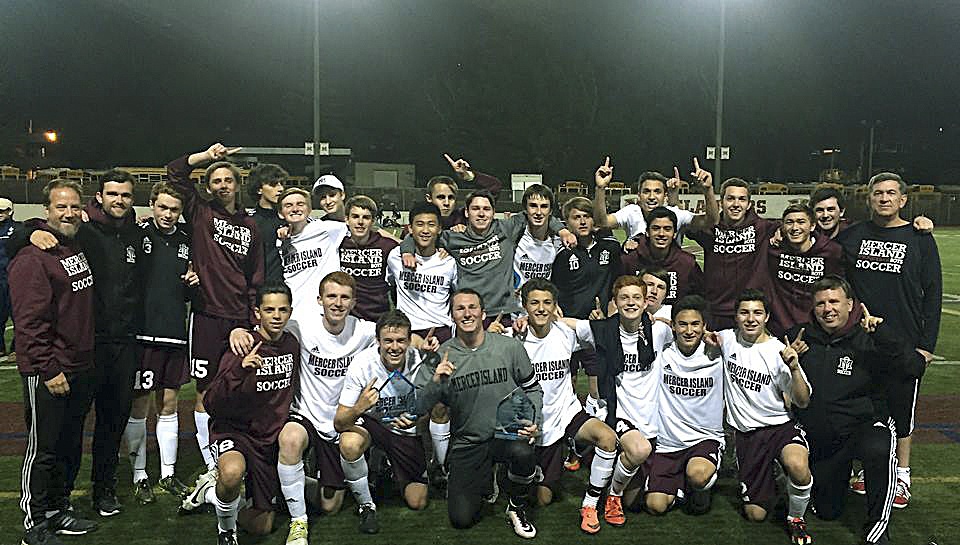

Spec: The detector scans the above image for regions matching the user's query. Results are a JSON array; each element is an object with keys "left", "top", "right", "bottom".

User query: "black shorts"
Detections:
[
  {"left": 135, "top": 345, "right": 189, "bottom": 391},
  {"left": 645, "top": 439, "right": 723, "bottom": 497},
  {"left": 209, "top": 429, "right": 279, "bottom": 512},
  {"left": 189, "top": 312, "right": 246, "bottom": 391},
  {"left": 735, "top": 421, "right": 808, "bottom": 509},
  {"left": 285, "top": 412, "right": 345, "bottom": 489},
  {"left": 358, "top": 416, "right": 428, "bottom": 485},
  {"left": 537, "top": 410, "right": 593, "bottom": 487}
]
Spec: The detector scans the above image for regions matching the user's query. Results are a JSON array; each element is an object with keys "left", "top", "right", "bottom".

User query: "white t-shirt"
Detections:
[
  {"left": 718, "top": 329, "right": 812, "bottom": 433},
  {"left": 385, "top": 247, "right": 457, "bottom": 330},
  {"left": 281, "top": 219, "right": 349, "bottom": 319},
  {"left": 513, "top": 227, "right": 561, "bottom": 296},
  {"left": 521, "top": 322, "right": 584, "bottom": 447},
  {"left": 286, "top": 312, "right": 377, "bottom": 439},
  {"left": 614, "top": 204, "right": 694, "bottom": 239},
  {"left": 656, "top": 342, "right": 725, "bottom": 453},
  {"left": 339, "top": 345, "right": 423, "bottom": 437}
]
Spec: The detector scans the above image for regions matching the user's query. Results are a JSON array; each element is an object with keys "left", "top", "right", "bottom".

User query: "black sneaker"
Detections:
[
  {"left": 46, "top": 510, "right": 98, "bottom": 535},
  {"left": 20, "top": 523, "right": 65, "bottom": 545},
  {"left": 93, "top": 491, "right": 121, "bottom": 517},
  {"left": 158, "top": 476, "right": 190, "bottom": 498},
  {"left": 358, "top": 503, "right": 379, "bottom": 534},
  {"left": 505, "top": 501, "right": 536, "bottom": 538},
  {"left": 685, "top": 488, "right": 711, "bottom": 516},
  {"left": 134, "top": 479, "right": 155, "bottom": 505},
  {"left": 217, "top": 529, "right": 238, "bottom": 545}
]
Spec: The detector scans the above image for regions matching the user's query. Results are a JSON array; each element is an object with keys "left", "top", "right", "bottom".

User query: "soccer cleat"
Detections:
[
  {"left": 506, "top": 502, "right": 537, "bottom": 539},
  {"left": 46, "top": 511, "right": 98, "bottom": 535},
  {"left": 564, "top": 436, "right": 581, "bottom": 471},
  {"left": 892, "top": 479, "right": 910, "bottom": 509},
  {"left": 358, "top": 503, "right": 380, "bottom": 534},
  {"left": 159, "top": 475, "right": 190, "bottom": 498},
  {"left": 787, "top": 516, "right": 812, "bottom": 545},
  {"left": 850, "top": 469, "right": 866, "bottom": 495},
  {"left": 180, "top": 468, "right": 217, "bottom": 513},
  {"left": 285, "top": 518, "right": 308, "bottom": 545},
  {"left": 603, "top": 495, "right": 625, "bottom": 527},
  {"left": 134, "top": 479, "right": 155, "bottom": 505},
  {"left": 686, "top": 488, "right": 711, "bottom": 515},
  {"left": 20, "top": 524, "right": 65, "bottom": 545},
  {"left": 579, "top": 506, "right": 600, "bottom": 534},
  {"left": 218, "top": 529, "right": 239, "bottom": 545},
  {"left": 93, "top": 491, "right": 121, "bottom": 517}
]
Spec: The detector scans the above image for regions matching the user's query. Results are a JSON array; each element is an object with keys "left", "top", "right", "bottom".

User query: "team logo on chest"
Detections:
[
  {"left": 126, "top": 245, "right": 136, "bottom": 264},
  {"left": 836, "top": 356, "right": 853, "bottom": 376},
  {"left": 178, "top": 243, "right": 190, "bottom": 260},
  {"left": 599, "top": 249, "right": 610, "bottom": 265}
]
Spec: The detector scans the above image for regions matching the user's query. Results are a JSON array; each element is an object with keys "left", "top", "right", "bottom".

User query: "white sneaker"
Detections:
[
  {"left": 506, "top": 502, "right": 536, "bottom": 539},
  {"left": 892, "top": 479, "right": 911, "bottom": 509},
  {"left": 286, "top": 518, "right": 308, "bottom": 545},
  {"left": 181, "top": 467, "right": 218, "bottom": 511}
]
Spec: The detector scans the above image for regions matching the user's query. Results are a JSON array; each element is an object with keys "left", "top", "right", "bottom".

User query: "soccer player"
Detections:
[
  {"left": 592, "top": 156, "right": 719, "bottom": 241},
  {"left": 687, "top": 178, "right": 781, "bottom": 330},
  {"left": 835, "top": 172, "right": 942, "bottom": 508},
  {"left": 0, "top": 196, "right": 21, "bottom": 361},
  {"left": 422, "top": 153, "right": 504, "bottom": 230},
  {"left": 809, "top": 187, "right": 850, "bottom": 239},
  {"left": 166, "top": 143, "right": 264, "bottom": 476},
  {"left": 644, "top": 295, "right": 723, "bottom": 516},
  {"left": 246, "top": 163, "right": 287, "bottom": 284},
  {"left": 620, "top": 207, "right": 704, "bottom": 305},
  {"left": 123, "top": 183, "right": 197, "bottom": 504},
  {"left": 513, "top": 185, "right": 563, "bottom": 302},
  {"left": 639, "top": 268, "right": 672, "bottom": 322},
  {"left": 415, "top": 288, "right": 543, "bottom": 538},
  {"left": 276, "top": 188, "right": 348, "bottom": 319},
  {"left": 187, "top": 284, "right": 300, "bottom": 545},
  {"left": 766, "top": 204, "right": 843, "bottom": 336},
  {"left": 312, "top": 174, "right": 347, "bottom": 221},
  {"left": 339, "top": 195, "right": 398, "bottom": 322},
  {"left": 790, "top": 275, "right": 924, "bottom": 545},
  {"left": 334, "top": 310, "right": 431, "bottom": 534},
  {"left": 518, "top": 279, "right": 619, "bottom": 534},
  {"left": 12, "top": 180, "right": 98, "bottom": 544},
  {"left": 712, "top": 289, "right": 814, "bottom": 545}
]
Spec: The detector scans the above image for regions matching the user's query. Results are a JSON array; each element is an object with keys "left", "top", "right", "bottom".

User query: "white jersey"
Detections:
[
  {"left": 574, "top": 319, "right": 661, "bottom": 438},
  {"left": 614, "top": 204, "right": 694, "bottom": 239},
  {"left": 656, "top": 342, "right": 725, "bottom": 452},
  {"left": 513, "top": 227, "right": 561, "bottom": 299},
  {"left": 339, "top": 345, "right": 424, "bottom": 437},
  {"left": 521, "top": 322, "right": 584, "bottom": 447},
  {"left": 385, "top": 247, "right": 457, "bottom": 330},
  {"left": 281, "top": 219, "right": 348, "bottom": 319},
  {"left": 718, "top": 329, "right": 812, "bottom": 433},
  {"left": 287, "top": 312, "right": 377, "bottom": 439}
]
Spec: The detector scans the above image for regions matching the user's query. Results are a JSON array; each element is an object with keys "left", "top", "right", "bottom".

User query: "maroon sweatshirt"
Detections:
[
  {"left": 620, "top": 235, "right": 704, "bottom": 305},
  {"left": 166, "top": 156, "right": 264, "bottom": 323},
  {"left": 688, "top": 210, "right": 780, "bottom": 323},
  {"left": 339, "top": 232, "right": 399, "bottom": 322},
  {"left": 9, "top": 227, "right": 95, "bottom": 380},
  {"left": 205, "top": 330, "right": 300, "bottom": 441},
  {"left": 767, "top": 235, "right": 844, "bottom": 336}
]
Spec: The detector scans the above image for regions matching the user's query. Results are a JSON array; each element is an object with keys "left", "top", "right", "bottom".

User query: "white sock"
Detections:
[
  {"left": 429, "top": 420, "right": 450, "bottom": 466},
  {"left": 278, "top": 461, "right": 307, "bottom": 520},
  {"left": 896, "top": 466, "right": 911, "bottom": 487},
  {"left": 583, "top": 447, "right": 617, "bottom": 508},
  {"left": 341, "top": 455, "right": 374, "bottom": 507},
  {"left": 787, "top": 476, "right": 813, "bottom": 519},
  {"left": 156, "top": 414, "right": 179, "bottom": 479},
  {"left": 205, "top": 486, "right": 217, "bottom": 506},
  {"left": 608, "top": 457, "right": 638, "bottom": 497},
  {"left": 194, "top": 411, "right": 215, "bottom": 470},
  {"left": 214, "top": 490, "right": 241, "bottom": 533},
  {"left": 123, "top": 417, "right": 148, "bottom": 483}
]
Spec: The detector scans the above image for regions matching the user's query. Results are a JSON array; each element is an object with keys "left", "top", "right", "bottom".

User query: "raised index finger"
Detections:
[
  {"left": 673, "top": 166, "right": 680, "bottom": 179},
  {"left": 226, "top": 147, "right": 243, "bottom": 155},
  {"left": 443, "top": 153, "right": 456, "bottom": 168},
  {"left": 425, "top": 327, "right": 435, "bottom": 339},
  {"left": 250, "top": 340, "right": 263, "bottom": 354},
  {"left": 795, "top": 328, "right": 805, "bottom": 343},
  {"left": 860, "top": 303, "right": 872, "bottom": 318},
  {"left": 604, "top": 156, "right": 610, "bottom": 168},
  {"left": 693, "top": 157, "right": 701, "bottom": 172}
]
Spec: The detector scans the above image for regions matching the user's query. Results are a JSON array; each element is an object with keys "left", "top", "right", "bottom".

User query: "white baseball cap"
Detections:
[
  {"left": 0, "top": 198, "right": 12, "bottom": 211},
  {"left": 312, "top": 174, "right": 344, "bottom": 192}
]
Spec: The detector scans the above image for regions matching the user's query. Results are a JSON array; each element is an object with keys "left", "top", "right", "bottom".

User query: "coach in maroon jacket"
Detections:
[
  {"left": 12, "top": 180, "right": 99, "bottom": 543},
  {"left": 167, "top": 143, "right": 264, "bottom": 474}
]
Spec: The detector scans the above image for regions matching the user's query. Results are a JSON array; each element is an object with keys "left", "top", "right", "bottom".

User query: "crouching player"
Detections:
[
  {"left": 185, "top": 284, "right": 300, "bottom": 545},
  {"left": 334, "top": 310, "right": 431, "bottom": 534},
  {"left": 644, "top": 295, "right": 723, "bottom": 516},
  {"left": 518, "top": 279, "right": 619, "bottom": 534}
]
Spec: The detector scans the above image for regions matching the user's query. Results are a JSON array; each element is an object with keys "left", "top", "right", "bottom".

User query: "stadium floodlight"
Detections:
[{"left": 43, "top": 130, "right": 58, "bottom": 143}]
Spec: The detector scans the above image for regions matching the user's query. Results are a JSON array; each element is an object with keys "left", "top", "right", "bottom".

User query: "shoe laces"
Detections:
[{"left": 895, "top": 479, "right": 911, "bottom": 499}]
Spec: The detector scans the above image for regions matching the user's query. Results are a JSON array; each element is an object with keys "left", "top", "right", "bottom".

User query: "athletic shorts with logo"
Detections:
[
  {"left": 537, "top": 410, "right": 593, "bottom": 488},
  {"left": 209, "top": 428, "right": 279, "bottom": 512},
  {"left": 286, "top": 411, "right": 345, "bottom": 489},
  {"left": 645, "top": 439, "right": 724, "bottom": 497},
  {"left": 189, "top": 312, "right": 248, "bottom": 391},
  {"left": 735, "top": 421, "right": 808, "bottom": 509},
  {"left": 135, "top": 345, "right": 189, "bottom": 391},
  {"left": 357, "top": 416, "right": 428, "bottom": 485}
]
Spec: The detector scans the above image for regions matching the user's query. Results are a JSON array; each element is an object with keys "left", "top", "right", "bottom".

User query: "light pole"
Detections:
[
  {"left": 313, "top": 0, "right": 321, "bottom": 179},
  {"left": 714, "top": 0, "right": 726, "bottom": 187}
]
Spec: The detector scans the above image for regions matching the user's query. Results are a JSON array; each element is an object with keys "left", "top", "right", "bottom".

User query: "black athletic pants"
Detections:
[
  {"left": 0, "top": 279, "right": 13, "bottom": 353},
  {"left": 446, "top": 438, "right": 538, "bottom": 529},
  {"left": 65, "top": 342, "right": 139, "bottom": 497},
  {"left": 20, "top": 369, "right": 95, "bottom": 530},
  {"left": 809, "top": 419, "right": 897, "bottom": 544}
]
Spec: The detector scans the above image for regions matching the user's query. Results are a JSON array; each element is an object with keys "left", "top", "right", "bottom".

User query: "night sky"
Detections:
[{"left": 2, "top": 0, "right": 959, "bottom": 184}]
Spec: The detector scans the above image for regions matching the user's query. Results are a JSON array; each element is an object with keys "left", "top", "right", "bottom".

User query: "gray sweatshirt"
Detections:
[
  {"left": 416, "top": 332, "right": 543, "bottom": 448},
  {"left": 400, "top": 213, "right": 565, "bottom": 315}
]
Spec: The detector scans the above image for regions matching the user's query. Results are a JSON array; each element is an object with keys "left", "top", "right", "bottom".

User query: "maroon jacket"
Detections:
[
  {"left": 688, "top": 210, "right": 780, "bottom": 323},
  {"left": 166, "top": 156, "right": 264, "bottom": 323},
  {"left": 340, "top": 232, "right": 399, "bottom": 322},
  {"left": 205, "top": 330, "right": 300, "bottom": 441},
  {"left": 620, "top": 235, "right": 704, "bottom": 305},
  {"left": 767, "top": 235, "right": 844, "bottom": 336},
  {"left": 9, "top": 226, "right": 95, "bottom": 380}
]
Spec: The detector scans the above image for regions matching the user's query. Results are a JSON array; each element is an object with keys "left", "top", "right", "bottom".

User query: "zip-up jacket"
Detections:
[
  {"left": 589, "top": 313, "right": 655, "bottom": 430},
  {"left": 137, "top": 221, "right": 192, "bottom": 347}
]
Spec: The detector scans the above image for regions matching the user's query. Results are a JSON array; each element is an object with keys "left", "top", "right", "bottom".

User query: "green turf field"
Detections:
[{"left": 1, "top": 229, "right": 959, "bottom": 544}]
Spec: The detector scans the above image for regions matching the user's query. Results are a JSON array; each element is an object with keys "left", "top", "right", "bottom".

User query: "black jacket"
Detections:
[
  {"left": 137, "top": 221, "right": 193, "bottom": 346},
  {"left": 248, "top": 206, "right": 285, "bottom": 284},
  {"left": 589, "top": 313, "right": 655, "bottom": 430}
]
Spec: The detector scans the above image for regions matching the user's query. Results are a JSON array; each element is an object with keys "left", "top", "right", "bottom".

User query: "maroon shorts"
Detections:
[
  {"left": 411, "top": 326, "right": 453, "bottom": 345},
  {"left": 190, "top": 312, "right": 247, "bottom": 391},
  {"left": 537, "top": 410, "right": 594, "bottom": 487},
  {"left": 570, "top": 347, "right": 601, "bottom": 376},
  {"left": 735, "top": 421, "right": 809, "bottom": 508},
  {"left": 358, "top": 416, "right": 428, "bottom": 485},
  {"left": 645, "top": 439, "right": 723, "bottom": 496},
  {"left": 135, "top": 345, "right": 189, "bottom": 391},
  {"left": 209, "top": 428, "right": 279, "bottom": 512},
  {"left": 286, "top": 412, "right": 345, "bottom": 489}
]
